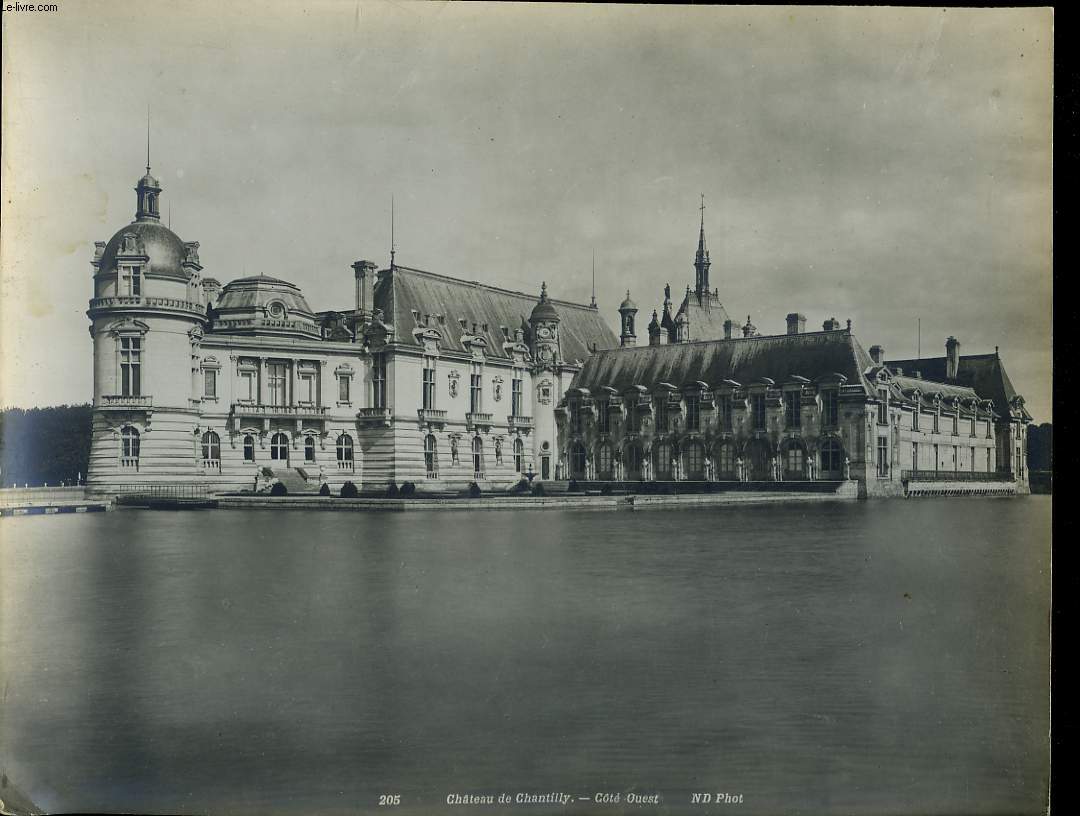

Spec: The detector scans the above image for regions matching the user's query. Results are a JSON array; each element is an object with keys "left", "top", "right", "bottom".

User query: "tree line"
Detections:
[{"left": 0, "top": 405, "right": 93, "bottom": 487}]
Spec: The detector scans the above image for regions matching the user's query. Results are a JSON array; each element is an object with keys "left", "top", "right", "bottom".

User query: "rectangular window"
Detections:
[
  {"left": 912, "top": 410, "right": 920, "bottom": 431},
  {"left": 422, "top": 364, "right": 436, "bottom": 410},
  {"left": 654, "top": 398, "right": 669, "bottom": 433},
  {"left": 933, "top": 444, "right": 940, "bottom": 471},
  {"left": 933, "top": 412, "right": 940, "bottom": 433},
  {"left": 985, "top": 419, "right": 992, "bottom": 439},
  {"left": 119, "top": 336, "right": 141, "bottom": 397},
  {"left": 338, "top": 374, "right": 350, "bottom": 404},
  {"left": 511, "top": 377, "right": 523, "bottom": 417},
  {"left": 912, "top": 442, "right": 919, "bottom": 470},
  {"left": 877, "top": 388, "right": 888, "bottom": 425},
  {"left": 297, "top": 372, "right": 315, "bottom": 405},
  {"left": 970, "top": 447, "right": 976, "bottom": 472},
  {"left": 877, "top": 436, "right": 889, "bottom": 477},
  {"left": 372, "top": 356, "right": 386, "bottom": 409},
  {"left": 204, "top": 368, "right": 217, "bottom": 398},
  {"left": 822, "top": 390, "right": 839, "bottom": 429},
  {"left": 267, "top": 363, "right": 287, "bottom": 407},
  {"left": 598, "top": 401, "right": 610, "bottom": 434},
  {"left": 953, "top": 445, "right": 959, "bottom": 471},
  {"left": 970, "top": 417, "right": 976, "bottom": 437},
  {"left": 120, "top": 266, "right": 142, "bottom": 297},
  {"left": 720, "top": 395, "right": 733, "bottom": 432},
  {"left": 239, "top": 370, "right": 255, "bottom": 402},
  {"left": 686, "top": 395, "right": 700, "bottom": 432},
  {"left": 785, "top": 391, "right": 801, "bottom": 429},
  {"left": 986, "top": 449, "right": 992, "bottom": 472},
  {"left": 627, "top": 397, "right": 641, "bottom": 434},
  {"left": 470, "top": 372, "right": 482, "bottom": 414},
  {"left": 952, "top": 414, "right": 958, "bottom": 435},
  {"left": 751, "top": 394, "right": 767, "bottom": 431}
]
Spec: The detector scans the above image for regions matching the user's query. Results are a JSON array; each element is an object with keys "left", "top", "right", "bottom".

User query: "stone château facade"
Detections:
[
  {"left": 86, "top": 164, "right": 616, "bottom": 493},
  {"left": 86, "top": 165, "right": 1031, "bottom": 497}
]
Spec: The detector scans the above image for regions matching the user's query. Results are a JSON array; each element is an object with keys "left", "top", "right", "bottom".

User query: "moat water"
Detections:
[{"left": 1, "top": 498, "right": 1050, "bottom": 815}]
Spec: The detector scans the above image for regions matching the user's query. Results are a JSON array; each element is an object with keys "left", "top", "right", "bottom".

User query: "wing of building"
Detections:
[{"left": 85, "top": 166, "right": 616, "bottom": 494}]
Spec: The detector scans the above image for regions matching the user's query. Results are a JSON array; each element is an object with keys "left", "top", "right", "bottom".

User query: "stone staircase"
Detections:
[{"left": 274, "top": 468, "right": 319, "bottom": 494}]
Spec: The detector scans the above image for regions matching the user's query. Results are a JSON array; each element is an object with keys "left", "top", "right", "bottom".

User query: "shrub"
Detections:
[
  {"left": 400, "top": 481, "right": 416, "bottom": 497},
  {"left": 531, "top": 481, "right": 546, "bottom": 497},
  {"left": 386, "top": 482, "right": 400, "bottom": 498},
  {"left": 340, "top": 481, "right": 359, "bottom": 498},
  {"left": 468, "top": 481, "right": 482, "bottom": 498},
  {"left": 270, "top": 481, "right": 288, "bottom": 497},
  {"left": 512, "top": 478, "right": 530, "bottom": 494},
  {"left": 318, "top": 483, "right": 331, "bottom": 496}
]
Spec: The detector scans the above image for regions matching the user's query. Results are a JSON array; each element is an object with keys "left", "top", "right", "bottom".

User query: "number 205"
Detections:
[{"left": 379, "top": 795, "right": 401, "bottom": 806}]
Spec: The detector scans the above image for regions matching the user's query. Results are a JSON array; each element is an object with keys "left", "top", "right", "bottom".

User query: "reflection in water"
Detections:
[{"left": 1, "top": 499, "right": 1050, "bottom": 815}]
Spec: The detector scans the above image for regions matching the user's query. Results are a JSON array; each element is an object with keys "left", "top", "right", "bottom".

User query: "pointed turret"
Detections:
[{"left": 694, "top": 194, "right": 711, "bottom": 297}]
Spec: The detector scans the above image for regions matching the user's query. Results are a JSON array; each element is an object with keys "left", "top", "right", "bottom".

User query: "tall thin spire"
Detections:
[
  {"left": 694, "top": 193, "right": 711, "bottom": 297},
  {"left": 146, "top": 104, "right": 151, "bottom": 174},
  {"left": 590, "top": 250, "right": 597, "bottom": 308},
  {"left": 390, "top": 195, "right": 396, "bottom": 269}
]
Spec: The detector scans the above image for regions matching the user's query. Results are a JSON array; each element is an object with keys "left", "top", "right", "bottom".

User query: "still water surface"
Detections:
[{"left": 1, "top": 499, "right": 1050, "bottom": 815}]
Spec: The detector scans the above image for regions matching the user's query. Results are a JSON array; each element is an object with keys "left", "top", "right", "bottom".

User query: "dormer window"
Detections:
[
  {"left": 120, "top": 265, "right": 142, "bottom": 296},
  {"left": 267, "top": 301, "right": 286, "bottom": 320}
]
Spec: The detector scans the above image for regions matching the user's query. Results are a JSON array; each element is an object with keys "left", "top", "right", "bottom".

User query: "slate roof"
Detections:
[
  {"left": 888, "top": 353, "right": 1022, "bottom": 417},
  {"left": 569, "top": 329, "right": 877, "bottom": 395},
  {"left": 675, "top": 291, "right": 732, "bottom": 342},
  {"left": 373, "top": 265, "right": 618, "bottom": 364}
]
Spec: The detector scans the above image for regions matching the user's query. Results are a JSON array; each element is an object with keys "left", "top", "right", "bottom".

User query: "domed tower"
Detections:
[
  {"left": 618, "top": 290, "right": 638, "bottom": 347},
  {"left": 529, "top": 281, "right": 562, "bottom": 480},
  {"left": 86, "top": 162, "right": 208, "bottom": 491},
  {"left": 529, "top": 281, "right": 561, "bottom": 369}
]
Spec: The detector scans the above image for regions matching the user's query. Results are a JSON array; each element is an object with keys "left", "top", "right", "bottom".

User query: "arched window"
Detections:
[
  {"left": 784, "top": 439, "right": 806, "bottom": 480},
  {"left": 146, "top": 192, "right": 156, "bottom": 213},
  {"left": 425, "top": 434, "right": 438, "bottom": 478},
  {"left": 820, "top": 438, "right": 843, "bottom": 478},
  {"left": 596, "top": 442, "right": 613, "bottom": 480},
  {"left": 201, "top": 430, "right": 221, "bottom": 469},
  {"left": 714, "top": 441, "right": 736, "bottom": 480},
  {"left": 684, "top": 440, "right": 705, "bottom": 480},
  {"left": 513, "top": 438, "right": 524, "bottom": 473},
  {"left": 472, "top": 436, "right": 484, "bottom": 479},
  {"left": 654, "top": 440, "right": 672, "bottom": 480},
  {"left": 336, "top": 434, "right": 354, "bottom": 470},
  {"left": 271, "top": 432, "right": 289, "bottom": 462},
  {"left": 304, "top": 436, "right": 316, "bottom": 463},
  {"left": 570, "top": 441, "right": 587, "bottom": 480},
  {"left": 120, "top": 426, "right": 140, "bottom": 468},
  {"left": 626, "top": 443, "right": 644, "bottom": 481},
  {"left": 243, "top": 435, "right": 256, "bottom": 463}
]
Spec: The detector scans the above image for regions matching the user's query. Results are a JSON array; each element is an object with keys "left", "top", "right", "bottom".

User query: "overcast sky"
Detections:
[{"left": 1, "top": 3, "right": 1052, "bottom": 421}]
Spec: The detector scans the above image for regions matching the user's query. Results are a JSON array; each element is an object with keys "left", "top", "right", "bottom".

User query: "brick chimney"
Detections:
[
  {"left": 823, "top": 317, "right": 841, "bottom": 331},
  {"left": 723, "top": 319, "right": 734, "bottom": 340},
  {"left": 869, "top": 344, "right": 885, "bottom": 365},
  {"left": 786, "top": 313, "right": 806, "bottom": 335},
  {"left": 945, "top": 336, "right": 961, "bottom": 379}
]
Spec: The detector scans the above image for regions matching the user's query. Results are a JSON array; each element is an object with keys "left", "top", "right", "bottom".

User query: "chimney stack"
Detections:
[
  {"left": 723, "top": 319, "right": 734, "bottom": 340},
  {"left": 945, "top": 336, "right": 961, "bottom": 379},
  {"left": 823, "top": 317, "right": 841, "bottom": 331},
  {"left": 786, "top": 313, "right": 806, "bottom": 335},
  {"left": 869, "top": 344, "right": 886, "bottom": 365},
  {"left": 352, "top": 260, "right": 378, "bottom": 319}
]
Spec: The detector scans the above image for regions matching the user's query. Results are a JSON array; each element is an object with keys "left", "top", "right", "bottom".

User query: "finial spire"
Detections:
[
  {"left": 146, "top": 104, "right": 151, "bottom": 174},
  {"left": 390, "top": 195, "right": 396, "bottom": 269},
  {"left": 694, "top": 193, "right": 711, "bottom": 297},
  {"left": 590, "top": 250, "right": 596, "bottom": 307},
  {"left": 540, "top": 280, "right": 548, "bottom": 301}
]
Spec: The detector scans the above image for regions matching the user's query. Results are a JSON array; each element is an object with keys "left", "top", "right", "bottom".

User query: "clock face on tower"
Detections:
[{"left": 537, "top": 326, "right": 553, "bottom": 340}]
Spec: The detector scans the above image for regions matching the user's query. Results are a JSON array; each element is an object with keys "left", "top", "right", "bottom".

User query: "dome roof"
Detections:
[
  {"left": 530, "top": 281, "right": 560, "bottom": 323},
  {"left": 215, "top": 274, "right": 315, "bottom": 316},
  {"left": 98, "top": 220, "right": 187, "bottom": 280},
  {"left": 138, "top": 171, "right": 161, "bottom": 189},
  {"left": 619, "top": 290, "right": 637, "bottom": 310}
]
